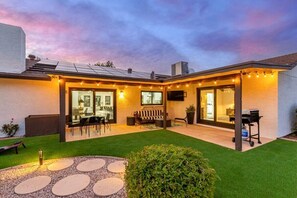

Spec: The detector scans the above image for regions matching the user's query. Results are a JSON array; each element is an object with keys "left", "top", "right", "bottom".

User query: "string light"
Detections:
[
  {"left": 214, "top": 81, "right": 217, "bottom": 85},
  {"left": 176, "top": 84, "right": 180, "bottom": 88},
  {"left": 96, "top": 82, "right": 100, "bottom": 86},
  {"left": 232, "top": 79, "right": 235, "bottom": 82},
  {"left": 271, "top": 72, "right": 274, "bottom": 77},
  {"left": 256, "top": 72, "right": 259, "bottom": 78},
  {"left": 198, "top": 83, "right": 202, "bottom": 86},
  {"left": 125, "top": 85, "right": 128, "bottom": 88},
  {"left": 80, "top": 81, "right": 83, "bottom": 85},
  {"left": 160, "top": 86, "right": 163, "bottom": 90},
  {"left": 58, "top": 79, "right": 61, "bottom": 83},
  {"left": 150, "top": 86, "right": 153, "bottom": 89},
  {"left": 138, "top": 85, "right": 142, "bottom": 89},
  {"left": 113, "top": 83, "right": 116, "bottom": 87},
  {"left": 247, "top": 73, "right": 251, "bottom": 78},
  {"left": 186, "top": 83, "right": 189, "bottom": 87},
  {"left": 168, "top": 85, "right": 172, "bottom": 89},
  {"left": 264, "top": 72, "right": 267, "bottom": 78}
]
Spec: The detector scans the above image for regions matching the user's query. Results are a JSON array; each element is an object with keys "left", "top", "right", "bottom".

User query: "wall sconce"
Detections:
[
  {"left": 39, "top": 149, "right": 43, "bottom": 165},
  {"left": 119, "top": 90, "right": 124, "bottom": 99}
]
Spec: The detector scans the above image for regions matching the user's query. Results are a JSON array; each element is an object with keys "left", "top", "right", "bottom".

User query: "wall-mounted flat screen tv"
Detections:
[{"left": 167, "top": 91, "right": 184, "bottom": 101}]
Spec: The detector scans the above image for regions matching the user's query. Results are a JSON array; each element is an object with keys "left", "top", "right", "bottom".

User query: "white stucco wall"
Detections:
[
  {"left": 0, "top": 78, "right": 59, "bottom": 137},
  {"left": 0, "top": 23, "right": 26, "bottom": 73},
  {"left": 278, "top": 66, "right": 297, "bottom": 137},
  {"left": 66, "top": 82, "right": 164, "bottom": 125},
  {"left": 242, "top": 75, "right": 278, "bottom": 139},
  {"left": 167, "top": 77, "right": 279, "bottom": 139}
]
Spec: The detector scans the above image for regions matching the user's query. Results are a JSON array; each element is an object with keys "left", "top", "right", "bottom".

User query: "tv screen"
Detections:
[{"left": 167, "top": 91, "right": 184, "bottom": 101}]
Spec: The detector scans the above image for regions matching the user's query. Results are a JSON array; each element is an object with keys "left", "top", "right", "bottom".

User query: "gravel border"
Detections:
[{"left": 0, "top": 156, "right": 127, "bottom": 198}]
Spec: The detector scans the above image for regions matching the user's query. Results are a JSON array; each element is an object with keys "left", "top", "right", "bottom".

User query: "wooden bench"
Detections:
[{"left": 0, "top": 141, "right": 26, "bottom": 154}]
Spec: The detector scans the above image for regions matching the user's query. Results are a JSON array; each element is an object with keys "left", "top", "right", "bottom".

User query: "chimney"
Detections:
[
  {"left": 171, "top": 61, "right": 189, "bottom": 76},
  {"left": 150, "top": 71, "right": 155, "bottom": 79},
  {"left": 28, "top": 54, "right": 36, "bottom": 60},
  {"left": 127, "top": 68, "right": 132, "bottom": 74}
]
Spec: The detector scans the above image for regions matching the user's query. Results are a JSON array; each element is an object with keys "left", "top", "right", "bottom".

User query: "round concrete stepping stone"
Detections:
[
  {"left": 76, "top": 158, "right": 106, "bottom": 172},
  {"left": 93, "top": 178, "right": 124, "bottom": 196},
  {"left": 52, "top": 174, "right": 90, "bottom": 196},
  {"left": 14, "top": 176, "right": 51, "bottom": 195},
  {"left": 107, "top": 160, "right": 126, "bottom": 173},
  {"left": 48, "top": 158, "right": 74, "bottom": 171}
]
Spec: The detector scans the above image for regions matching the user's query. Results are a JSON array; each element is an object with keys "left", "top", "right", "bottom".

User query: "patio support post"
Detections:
[
  {"left": 59, "top": 77, "right": 66, "bottom": 142},
  {"left": 163, "top": 86, "right": 167, "bottom": 129},
  {"left": 235, "top": 73, "right": 242, "bottom": 151}
]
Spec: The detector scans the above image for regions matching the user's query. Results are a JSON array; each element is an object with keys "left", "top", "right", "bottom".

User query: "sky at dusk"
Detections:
[{"left": 0, "top": 0, "right": 297, "bottom": 74}]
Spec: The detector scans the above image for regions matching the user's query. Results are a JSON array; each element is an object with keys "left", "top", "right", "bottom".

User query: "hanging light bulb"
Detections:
[
  {"left": 256, "top": 72, "right": 259, "bottom": 78},
  {"left": 113, "top": 84, "right": 116, "bottom": 87},
  {"left": 96, "top": 82, "right": 100, "bottom": 86},
  {"left": 232, "top": 79, "right": 235, "bottom": 82},
  {"left": 214, "top": 81, "right": 217, "bottom": 85},
  {"left": 138, "top": 85, "right": 142, "bottom": 89},
  {"left": 176, "top": 84, "right": 180, "bottom": 88},
  {"left": 186, "top": 83, "right": 189, "bottom": 87},
  {"left": 198, "top": 83, "right": 202, "bottom": 86},
  {"left": 150, "top": 86, "right": 153, "bottom": 89},
  {"left": 160, "top": 86, "right": 163, "bottom": 90},
  {"left": 264, "top": 72, "right": 267, "bottom": 78},
  {"left": 248, "top": 73, "right": 251, "bottom": 78},
  {"left": 80, "top": 81, "right": 83, "bottom": 85},
  {"left": 125, "top": 85, "right": 128, "bottom": 88},
  {"left": 271, "top": 72, "right": 274, "bottom": 77}
]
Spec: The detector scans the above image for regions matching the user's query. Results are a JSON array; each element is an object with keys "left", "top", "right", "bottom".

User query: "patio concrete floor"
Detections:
[
  {"left": 170, "top": 123, "right": 274, "bottom": 151},
  {"left": 66, "top": 122, "right": 274, "bottom": 151}
]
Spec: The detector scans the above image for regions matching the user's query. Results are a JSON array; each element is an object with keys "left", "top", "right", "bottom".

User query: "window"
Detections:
[{"left": 141, "top": 91, "right": 163, "bottom": 105}]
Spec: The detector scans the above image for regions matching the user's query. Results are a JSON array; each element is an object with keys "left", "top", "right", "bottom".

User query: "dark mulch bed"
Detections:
[{"left": 283, "top": 132, "right": 297, "bottom": 141}]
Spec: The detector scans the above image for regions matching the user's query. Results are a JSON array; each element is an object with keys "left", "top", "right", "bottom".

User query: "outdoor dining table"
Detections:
[{"left": 68, "top": 116, "right": 105, "bottom": 136}]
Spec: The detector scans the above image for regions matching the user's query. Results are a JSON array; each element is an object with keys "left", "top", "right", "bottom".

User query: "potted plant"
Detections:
[
  {"left": 186, "top": 105, "right": 196, "bottom": 124},
  {"left": 1, "top": 118, "right": 19, "bottom": 137}
]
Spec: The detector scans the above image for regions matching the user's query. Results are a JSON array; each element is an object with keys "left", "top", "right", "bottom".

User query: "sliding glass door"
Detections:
[
  {"left": 200, "top": 89, "right": 215, "bottom": 121},
  {"left": 198, "top": 86, "right": 234, "bottom": 128},
  {"left": 70, "top": 88, "right": 116, "bottom": 123}
]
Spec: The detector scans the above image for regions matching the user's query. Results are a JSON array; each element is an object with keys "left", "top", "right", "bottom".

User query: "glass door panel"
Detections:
[
  {"left": 216, "top": 88, "right": 235, "bottom": 123},
  {"left": 71, "top": 90, "right": 94, "bottom": 121},
  {"left": 95, "top": 91, "right": 114, "bottom": 120},
  {"left": 200, "top": 89, "right": 214, "bottom": 121}
]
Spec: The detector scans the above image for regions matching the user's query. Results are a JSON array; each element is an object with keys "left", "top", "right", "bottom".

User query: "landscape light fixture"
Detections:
[{"left": 39, "top": 149, "right": 43, "bottom": 165}]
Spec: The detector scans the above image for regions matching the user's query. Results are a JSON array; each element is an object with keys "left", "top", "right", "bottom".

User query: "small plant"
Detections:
[
  {"left": 125, "top": 144, "right": 218, "bottom": 198},
  {"left": 1, "top": 118, "right": 19, "bottom": 137},
  {"left": 186, "top": 104, "right": 196, "bottom": 113}
]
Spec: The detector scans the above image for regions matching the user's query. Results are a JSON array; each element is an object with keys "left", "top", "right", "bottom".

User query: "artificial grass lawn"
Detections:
[{"left": 0, "top": 130, "right": 296, "bottom": 198}]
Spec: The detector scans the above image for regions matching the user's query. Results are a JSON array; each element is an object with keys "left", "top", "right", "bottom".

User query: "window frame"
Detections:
[{"left": 141, "top": 91, "right": 163, "bottom": 106}]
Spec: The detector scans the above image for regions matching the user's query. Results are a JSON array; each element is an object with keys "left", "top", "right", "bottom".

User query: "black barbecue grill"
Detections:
[{"left": 230, "top": 110, "right": 263, "bottom": 147}]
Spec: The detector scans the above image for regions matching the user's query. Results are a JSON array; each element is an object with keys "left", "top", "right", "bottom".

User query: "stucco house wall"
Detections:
[
  {"left": 167, "top": 77, "right": 279, "bottom": 139},
  {"left": 242, "top": 75, "right": 278, "bottom": 139},
  {"left": 0, "top": 78, "right": 59, "bottom": 137},
  {"left": 66, "top": 82, "right": 163, "bottom": 125},
  {"left": 278, "top": 66, "right": 297, "bottom": 137}
]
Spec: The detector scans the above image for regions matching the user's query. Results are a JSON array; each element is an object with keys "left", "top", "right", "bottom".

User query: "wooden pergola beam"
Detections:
[
  {"left": 234, "top": 73, "right": 242, "bottom": 151},
  {"left": 163, "top": 86, "right": 167, "bottom": 129},
  {"left": 59, "top": 77, "right": 66, "bottom": 142}
]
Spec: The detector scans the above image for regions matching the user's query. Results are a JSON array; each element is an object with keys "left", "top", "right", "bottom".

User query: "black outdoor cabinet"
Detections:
[{"left": 25, "top": 114, "right": 59, "bottom": 137}]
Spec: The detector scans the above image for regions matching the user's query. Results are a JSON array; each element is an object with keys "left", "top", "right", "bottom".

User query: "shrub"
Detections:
[
  {"left": 125, "top": 144, "right": 217, "bottom": 198},
  {"left": 1, "top": 118, "right": 19, "bottom": 137}
]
